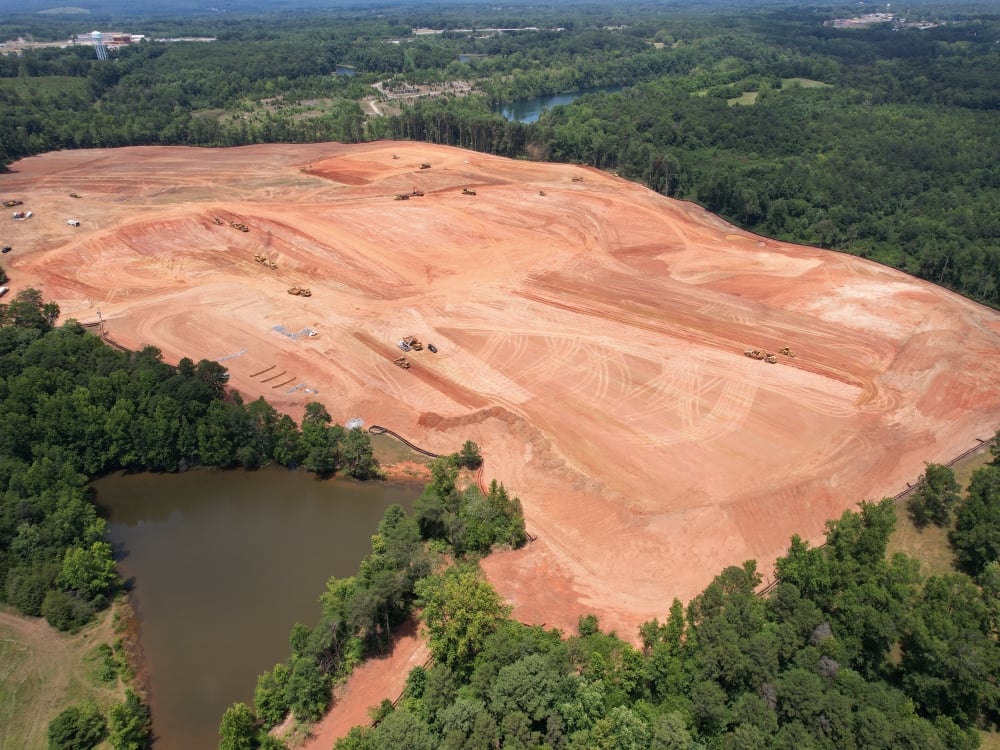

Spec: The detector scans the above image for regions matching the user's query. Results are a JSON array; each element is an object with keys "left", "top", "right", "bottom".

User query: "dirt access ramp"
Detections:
[{"left": 4, "top": 142, "right": 1000, "bottom": 644}]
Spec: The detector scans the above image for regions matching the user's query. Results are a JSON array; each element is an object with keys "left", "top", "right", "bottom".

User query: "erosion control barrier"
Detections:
[{"left": 367, "top": 425, "right": 441, "bottom": 458}]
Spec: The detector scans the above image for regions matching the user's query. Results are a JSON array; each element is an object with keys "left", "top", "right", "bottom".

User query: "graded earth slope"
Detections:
[{"left": 4, "top": 142, "right": 1000, "bottom": 642}]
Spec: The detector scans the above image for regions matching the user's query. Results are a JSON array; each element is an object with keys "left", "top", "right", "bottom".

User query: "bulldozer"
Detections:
[
  {"left": 254, "top": 254, "right": 266, "bottom": 263},
  {"left": 69, "top": 192, "right": 81, "bottom": 198},
  {"left": 778, "top": 347, "right": 796, "bottom": 357},
  {"left": 410, "top": 189, "right": 424, "bottom": 197},
  {"left": 419, "top": 163, "right": 432, "bottom": 169},
  {"left": 403, "top": 335, "right": 423, "bottom": 351},
  {"left": 571, "top": 176, "right": 584, "bottom": 182},
  {"left": 2, "top": 200, "right": 23, "bottom": 208},
  {"left": 395, "top": 193, "right": 410, "bottom": 201},
  {"left": 230, "top": 221, "right": 249, "bottom": 232},
  {"left": 393, "top": 356, "right": 411, "bottom": 369},
  {"left": 267, "top": 260, "right": 278, "bottom": 269},
  {"left": 287, "top": 287, "right": 312, "bottom": 297},
  {"left": 213, "top": 217, "right": 224, "bottom": 225},
  {"left": 462, "top": 187, "right": 477, "bottom": 196},
  {"left": 744, "top": 349, "right": 778, "bottom": 363}
]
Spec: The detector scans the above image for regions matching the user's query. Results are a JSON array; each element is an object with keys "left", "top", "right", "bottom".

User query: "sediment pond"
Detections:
[{"left": 96, "top": 466, "right": 418, "bottom": 750}]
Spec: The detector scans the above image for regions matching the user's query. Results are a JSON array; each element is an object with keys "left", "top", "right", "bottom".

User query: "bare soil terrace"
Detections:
[{"left": 4, "top": 142, "right": 1000, "bottom": 652}]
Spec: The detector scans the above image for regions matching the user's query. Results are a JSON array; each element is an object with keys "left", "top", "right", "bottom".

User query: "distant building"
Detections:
[{"left": 75, "top": 31, "right": 145, "bottom": 48}]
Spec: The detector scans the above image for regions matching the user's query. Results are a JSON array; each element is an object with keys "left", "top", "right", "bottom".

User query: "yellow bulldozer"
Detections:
[
  {"left": 778, "top": 347, "right": 796, "bottom": 357},
  {"left": 287, "top": 287, "right": 312, "bottom": 297},
  {"left": 393, "top": 356, "right": 411, "bottom": 369},
  {"left": 403, "top": 335, "right": 423, "bottom": 351}
]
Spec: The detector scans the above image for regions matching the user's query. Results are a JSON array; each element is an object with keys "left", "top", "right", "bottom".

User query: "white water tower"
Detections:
[{"left": 92, "top": 31, "right": 109, "bottom": 61}]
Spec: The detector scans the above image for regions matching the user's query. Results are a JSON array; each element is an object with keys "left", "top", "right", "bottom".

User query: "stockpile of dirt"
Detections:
[{"left": 5, "top": 141, "right": 1000, "bottom": 649}]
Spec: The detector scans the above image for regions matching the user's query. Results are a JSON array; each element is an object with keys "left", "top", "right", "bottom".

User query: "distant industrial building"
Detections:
[
  {"left": 74, "top": 31, "right": 145, "bottom": 60},
  {"left": 76, "top": 31, "right": 144, "bottom": 46},
  {"left": 1, "top": 30, "right": 213, "bottom": 58}
]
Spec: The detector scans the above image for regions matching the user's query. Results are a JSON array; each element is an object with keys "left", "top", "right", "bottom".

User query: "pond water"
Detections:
[
  {"left": 96, "top": 466, "right": 419, "bottom": 750},
  {"left": 493, "top": 85, "right": 626, "bottom": 123}
]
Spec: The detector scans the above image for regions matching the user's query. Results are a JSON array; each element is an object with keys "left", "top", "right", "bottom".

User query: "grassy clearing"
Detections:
[
  {"left": 887, "top": 443, "right": 993, "bottom": 578},
  {"left": 781, "top": 77, "right": 832, "bottom": 88},
  {"left": 727, "top": 91, "right": 759, "bottom": 106},
  {"left": 370, "top": 432, "right": 435, "bottom": 467},
  {"left": 981, "top": 731, "right": 1000, "bottom": 750},
  {"left": 369, "top": 432, "right": 437, "bottom": 483},
  {"left": 0, "top": 603, "right": 126, "bottom": 750}
]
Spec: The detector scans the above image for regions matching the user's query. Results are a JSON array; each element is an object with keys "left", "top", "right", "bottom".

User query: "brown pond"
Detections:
[{"left": 95, "top": 466, "right": 418, "bottom": 750}]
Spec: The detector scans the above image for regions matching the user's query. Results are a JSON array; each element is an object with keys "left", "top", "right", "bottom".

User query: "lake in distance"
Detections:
[
  {"left": 493, "top": 85, "right": 625, "bottom": 123},
  {"left": 96, "top": 466, "right": 419, "bottom": 750}
]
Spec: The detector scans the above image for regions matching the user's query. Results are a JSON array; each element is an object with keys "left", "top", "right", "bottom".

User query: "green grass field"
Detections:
[
  {"left": 886, "top": 443, "right": 993, "bottom": 578},
  {"left": 727, "top": 91, "right": 759, "bottom": 106},
  {"left": 780, "top": 77, "right": 832, "bottom": 89},
  {"left": 725, "top": 77, "right": 831, "bottom": 106},
  {"left": 0, "top": 605, "right": 124, "bottom": 750}
]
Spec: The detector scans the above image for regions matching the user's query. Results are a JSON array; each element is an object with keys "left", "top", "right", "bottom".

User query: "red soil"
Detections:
[{"left": 5, "top": 142, "right": 1000, "bottom": 740}]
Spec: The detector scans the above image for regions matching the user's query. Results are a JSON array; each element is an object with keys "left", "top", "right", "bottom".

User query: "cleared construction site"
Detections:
[{"left": 3, "top": 141, "right": 1000, "bottom": 641}]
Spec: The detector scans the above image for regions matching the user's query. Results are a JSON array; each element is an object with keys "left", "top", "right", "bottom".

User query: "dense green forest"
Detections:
[{"left": 1, "top": 2, "right": 998, "bottom": 306}]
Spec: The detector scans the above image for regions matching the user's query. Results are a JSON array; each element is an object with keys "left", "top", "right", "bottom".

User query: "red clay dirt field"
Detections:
[{"left": 4, "top": 141, "right": 1000, "bottom": 648}]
